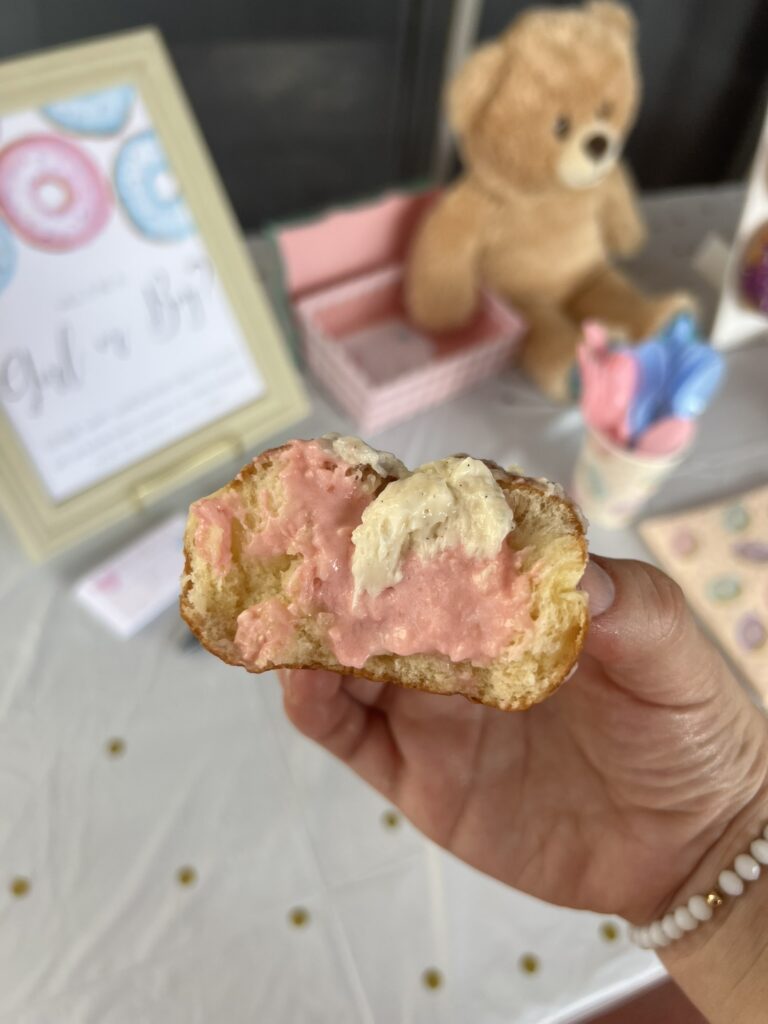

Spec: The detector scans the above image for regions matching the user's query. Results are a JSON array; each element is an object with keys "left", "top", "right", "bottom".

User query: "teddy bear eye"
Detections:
[
  {"left": 553, "top": 116, "right": 571, "bottom": 139},
  {"left": 597, "top": 101, "right": 614, "bottom": 119}
]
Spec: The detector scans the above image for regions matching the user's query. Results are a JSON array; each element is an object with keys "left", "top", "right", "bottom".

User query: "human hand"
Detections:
[{"left": 279, "top": 557, "right": 768, "bottom": 924}]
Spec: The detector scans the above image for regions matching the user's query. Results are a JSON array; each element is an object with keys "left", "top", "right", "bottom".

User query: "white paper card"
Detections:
[
  {"left": 343, "top": 320, "right": 435, "bottom": 384},
  {"left": 0, "top": 85, "right": 265, "bottom": 502},
  {"left": 74, "top": 513, "right": 186, "bottom": 637}
]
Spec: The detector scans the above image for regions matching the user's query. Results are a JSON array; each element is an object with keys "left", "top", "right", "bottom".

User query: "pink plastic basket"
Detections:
[
  {"left": 297, "top": 265, "right": 524, "bottom": 433},
  {"left": 275, "top": 190, "right": 525, "bottom": 433}
]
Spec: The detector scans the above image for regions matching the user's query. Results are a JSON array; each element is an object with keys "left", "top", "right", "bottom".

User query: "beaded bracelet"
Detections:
[{"left": 629, "top": 824, "right": 768, "bottom": 949}]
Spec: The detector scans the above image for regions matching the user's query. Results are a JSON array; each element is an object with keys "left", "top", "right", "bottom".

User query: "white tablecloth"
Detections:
[{"left": 1, "top": 186, "right": 766, "bottom": 1024}]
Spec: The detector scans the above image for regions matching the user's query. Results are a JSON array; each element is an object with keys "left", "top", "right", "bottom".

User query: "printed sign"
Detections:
[{"left": 0, "top": 85, "right": 265, "bottom": 502}]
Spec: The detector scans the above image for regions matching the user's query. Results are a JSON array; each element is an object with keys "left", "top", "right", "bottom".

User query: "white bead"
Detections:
[
  {"left": 719, "top": 869, "right": 744, "bottom": 897},
  {"left": 674, "top": 906, "right": 698, "bottom": 932},
  {"left": 649, "top": 921, "right": 669, "bottom": 947},
  {"left": 750, "top": 838, "right": 768, "bottom": 865},
  {"left": 735, "top": 853, "right": 761, "bottom": 882},
  {"left": 688, "top": 894, "right": 713, "bottom": 922},
  {"left": 638, "top": 927, "right": 653, "bottom": 949},
  {"left": 662, "top": 913, "right": 683, "bottom": 940}
]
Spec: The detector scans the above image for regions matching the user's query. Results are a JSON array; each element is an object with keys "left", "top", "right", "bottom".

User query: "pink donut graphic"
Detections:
[{"left": 0, "top": 135, "right": 111, "bottom": 252}]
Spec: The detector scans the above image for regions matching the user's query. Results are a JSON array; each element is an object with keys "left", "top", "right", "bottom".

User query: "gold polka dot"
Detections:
[
  {"left": 176, "top": 866, "right": 197, "bottom": 887},
  {"left": 105, "top": 737, "right": 126, "bottom": 758},
  {"left": 422, "top": 967, "right": 443, "bottom": 990},
  {"left": 381, "top": 809, "right": 401, "bottom": 830},
  {"left": 9, "top": 877, "right": 30, "bottom": 898},
  {"left": 600, "top": 921, "right": 620, "bottom": 942},
  {"left": 288, "top": 906, "right": 310, "bottom": 928},
  {"left": 519, "top": 953, "right": 540, "bottom": 975}
]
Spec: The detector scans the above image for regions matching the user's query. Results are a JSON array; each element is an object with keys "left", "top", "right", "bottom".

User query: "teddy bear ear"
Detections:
[
  {"left": 587, "top": 1, "right": 637, "bottom": 38},
  {"left": 447, "top": 42, "right": 507, "bottom": 135}
]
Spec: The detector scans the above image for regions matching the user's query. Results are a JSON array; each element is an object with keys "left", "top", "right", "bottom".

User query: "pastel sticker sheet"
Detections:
[{"left": 640, "top": 483, "right": 768, "bottom": 702}]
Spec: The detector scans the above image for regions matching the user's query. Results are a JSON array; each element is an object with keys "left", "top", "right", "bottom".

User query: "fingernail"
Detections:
[
  {"left": 278, "top": 669, "right": 299, "bottom": 704},
  {"left": 581, "top": 559, "right": 616, "bottom": 618},
  {"left": 279, "top": 669, "right": 341, "bottom": 703}
]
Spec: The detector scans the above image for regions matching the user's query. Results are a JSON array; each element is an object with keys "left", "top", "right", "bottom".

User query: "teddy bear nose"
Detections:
[{"left": 584, "top": 134, "right": 609, "bottom": 161}]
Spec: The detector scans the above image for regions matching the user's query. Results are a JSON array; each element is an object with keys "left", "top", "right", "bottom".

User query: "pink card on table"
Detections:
[{"left": 74, "top": 514, "right": 186, "bottom": 638}]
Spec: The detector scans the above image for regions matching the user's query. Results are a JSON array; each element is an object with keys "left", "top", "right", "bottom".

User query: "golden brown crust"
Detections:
[
  {"left": 180, "top": 613, "right": 586, "bottom": 712},
  {"left": 180, "top": 441, "right": 589, "bottom": 711},
  {"left": 179, "top": 594, "right": 584, "bottom": 710}
]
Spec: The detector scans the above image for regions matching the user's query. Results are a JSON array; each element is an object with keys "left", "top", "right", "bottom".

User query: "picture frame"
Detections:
[
  {"left": 711, "top": 100, "right": 768, "bottom": 349},
  {"left": 0, "top": 28, "right": 309, "bottom": 560}
]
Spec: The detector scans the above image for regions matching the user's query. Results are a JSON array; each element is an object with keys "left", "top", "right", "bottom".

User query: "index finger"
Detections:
[{"left": 279, "top": 669, "right": 402, "bottom": 798}]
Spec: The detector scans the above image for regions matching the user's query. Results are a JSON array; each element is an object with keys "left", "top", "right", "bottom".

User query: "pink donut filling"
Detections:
[{"left": 193, "top": 441, "right": 534, "bottom": 668}]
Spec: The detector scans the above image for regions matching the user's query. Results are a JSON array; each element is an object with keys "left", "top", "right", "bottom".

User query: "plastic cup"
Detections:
[{"left": 571, "top": 426, "right": 690, "bottom": 529}]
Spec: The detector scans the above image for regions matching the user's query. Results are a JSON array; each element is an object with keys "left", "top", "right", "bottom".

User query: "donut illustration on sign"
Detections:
[
  {"left": 0, "top": 135, "right": 112, "bottom": 252},
  {"left": 114, "top": 130, "right": 195, "bottom": 242},
  {"left": 0, "top": 219, "right": 17, "bottom": 293},
  {"left": 43, "top": 86, "right": 136, "bottom": 137}
]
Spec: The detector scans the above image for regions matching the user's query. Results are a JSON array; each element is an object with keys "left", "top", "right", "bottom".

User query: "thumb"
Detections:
[{"left": 581, "top": 555, "right": 726, "bottom": 706}]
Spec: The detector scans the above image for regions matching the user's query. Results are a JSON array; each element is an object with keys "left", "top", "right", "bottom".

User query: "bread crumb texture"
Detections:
[{"left": 181, "top": 439, "right": 588, "bottom": 710}]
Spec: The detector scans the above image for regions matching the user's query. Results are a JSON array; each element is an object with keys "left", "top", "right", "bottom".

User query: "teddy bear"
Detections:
[{"left": 405, "top": 0, "right": 693, "bottom": 401}]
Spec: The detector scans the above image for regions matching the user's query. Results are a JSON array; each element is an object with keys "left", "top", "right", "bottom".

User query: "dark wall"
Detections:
[
  {"left": 2, "top": 0, "right": 767, "bottom": 229},
  {"left": 0, "top": 0, "right": 450, "bottom": 228},
  {"left": 481, "top": 0, "right": 768, "bottom": 190}
]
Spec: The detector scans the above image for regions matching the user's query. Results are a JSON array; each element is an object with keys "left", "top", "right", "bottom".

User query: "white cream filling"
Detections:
[
  {"left": 350, "top": 455, "right": 515, "bottom": 599},
  {"left": 319, "top": 434, "right": 408, "bottom": 480}
]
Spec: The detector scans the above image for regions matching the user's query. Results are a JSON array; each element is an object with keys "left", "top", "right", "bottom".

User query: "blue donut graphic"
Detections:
[
  {"left": 115, "top": 130, "right": 195, "bottom": 242},
  {"left": 43, "top": 85, "right": 136, "bottom": 136},
  {"left": 0, "top": 220, "right": 17, "bottom": 294}
]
